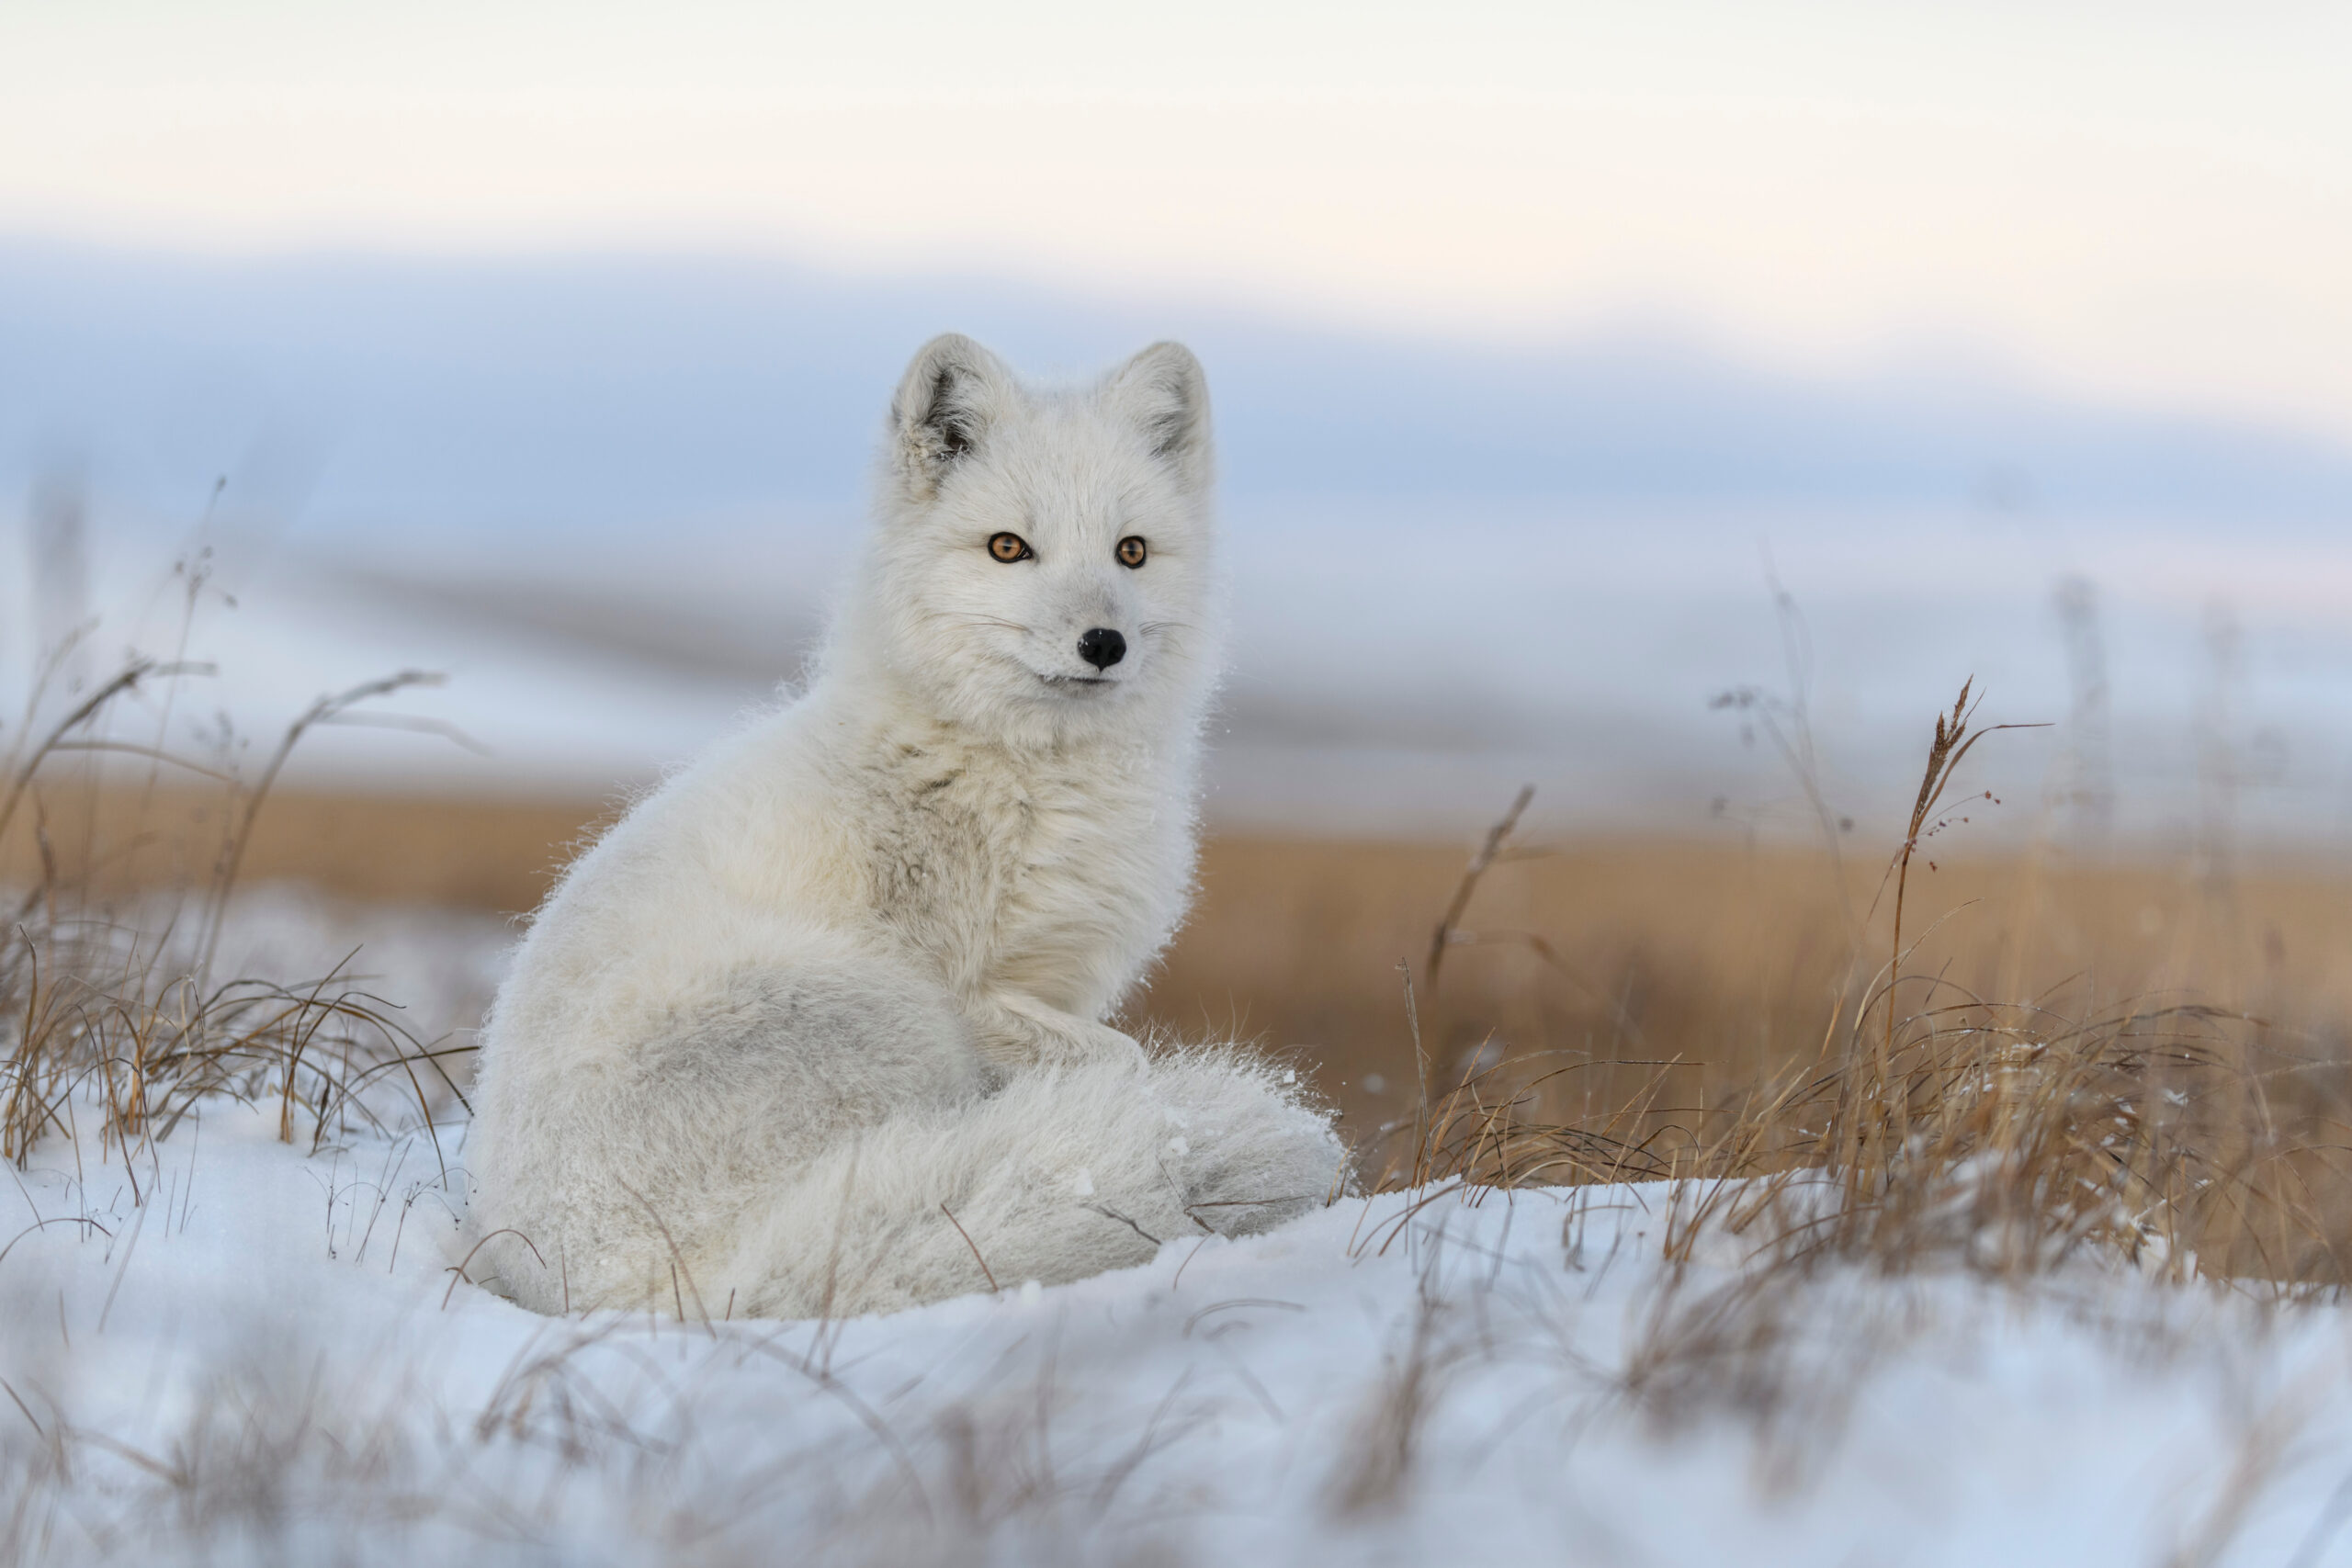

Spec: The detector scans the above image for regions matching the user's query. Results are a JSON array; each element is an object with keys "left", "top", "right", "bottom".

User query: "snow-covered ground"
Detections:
[
  {"left": 11, "top": 1105, "right": 2352, "bottom": 1565},
  {"left": 8, "top": 928, "right": 2352, "bottom": 1565}
]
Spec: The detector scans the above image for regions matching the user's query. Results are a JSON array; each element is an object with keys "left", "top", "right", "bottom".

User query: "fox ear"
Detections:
[
  {"left": 889, "top": 333, "right": 1014, "bottom": 493},
  {"left": 1105, "top": 341, "right": 1212, "bottom": 490}
]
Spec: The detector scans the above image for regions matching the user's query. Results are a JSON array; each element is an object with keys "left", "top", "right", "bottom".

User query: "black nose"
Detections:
[{"left": 1077, "top": 626, "right": 1126, "bottom": 670}]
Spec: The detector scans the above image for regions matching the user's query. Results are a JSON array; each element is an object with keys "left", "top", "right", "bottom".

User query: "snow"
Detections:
[
  {"left": 10, "top": 1090, "right": 2352, "bottom": 1565},
  {"left": 2, "top": 889, "right": 2348, "bottom": 1564}
]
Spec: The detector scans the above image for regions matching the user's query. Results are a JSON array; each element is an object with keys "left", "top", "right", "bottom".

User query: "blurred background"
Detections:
[{"left": 6, "top": 2, "right": 2352, "bottom": 1110}]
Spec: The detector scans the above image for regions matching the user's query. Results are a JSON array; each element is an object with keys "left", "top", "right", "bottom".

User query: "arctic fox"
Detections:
[{"left": 462, "top": 334, "right": 1346, "bottom": 1318}]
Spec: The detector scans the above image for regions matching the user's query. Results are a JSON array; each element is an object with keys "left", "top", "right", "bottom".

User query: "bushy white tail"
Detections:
[{"left": 698, "top": 1046, "right": 1348, "bottom": 1319}]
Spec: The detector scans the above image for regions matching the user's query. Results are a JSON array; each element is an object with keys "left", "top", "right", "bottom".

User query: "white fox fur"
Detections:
[{"left": 462, "top": 334, "right": 1347, "bottom": 1318}]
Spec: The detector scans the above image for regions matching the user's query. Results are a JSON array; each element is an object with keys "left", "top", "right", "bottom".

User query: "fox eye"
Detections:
[
  {"left": 1116, "top": 536, "right": 1148, "bottom": 569},
  {"left": 988, "top": 532, "right": 1033, "bottom": 563}
]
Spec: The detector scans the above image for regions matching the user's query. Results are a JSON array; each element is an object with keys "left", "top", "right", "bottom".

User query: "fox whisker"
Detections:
[{"left": 938, "top": 612, "right": 1033, "bottom": 635}]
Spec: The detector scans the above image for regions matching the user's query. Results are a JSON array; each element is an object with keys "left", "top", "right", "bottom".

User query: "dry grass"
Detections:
[
  {"left": 1, "top": 639, "right": 477, "bottom": 1179},
  {"left": 17, "top": 716, "right": 2352, "bottom": 1290},
  {"left": 1333, "top": 684, "right": 2352, "bottom": 1308},
  {"left": 24, "top": 792, "right": 2352, "bottom": 1134}
]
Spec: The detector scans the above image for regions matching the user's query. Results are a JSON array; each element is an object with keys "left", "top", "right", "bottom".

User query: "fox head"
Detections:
[{"left": 838, "top": 333, "right": 1221, "bottom": 748}]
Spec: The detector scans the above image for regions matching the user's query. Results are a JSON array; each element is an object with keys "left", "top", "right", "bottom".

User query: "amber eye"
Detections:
[
  {"left": 1116, "top": 536, "right": 1148, "bottom": 569},
  {"left": 988, "top": 532, "right": 1033, "bottom": 563}
]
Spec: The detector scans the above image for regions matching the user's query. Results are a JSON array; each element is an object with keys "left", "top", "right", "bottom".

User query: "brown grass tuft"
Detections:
[
  {"left": 1361, "top": 683, "right": 2352, "bottom": 1299},
  {"left": 2, "top": 643, "right": 476, "bottom": 1177}
]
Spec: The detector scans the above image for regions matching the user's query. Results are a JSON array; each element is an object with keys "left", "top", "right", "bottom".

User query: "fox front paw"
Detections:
[
  {"left": 971, "top": 999, "right": 1147, "bottom": 1075},
  {"left": 1016, "top": 1014, "right": 1147, "bottom": 1072},
  {"left": 1057, "top": 1020, "right": 1148, "bottom": 1070}
]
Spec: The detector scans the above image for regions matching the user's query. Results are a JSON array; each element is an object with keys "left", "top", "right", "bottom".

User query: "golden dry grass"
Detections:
[
  {"left": 34, "top": 783, "right": 2352, "bottom": 1056},
  {"left": 1, "top": 780, "right": 601, "bottom": 914},
  {"left": 0, "top": 670, "right": 481, "bottom": 1169},
  {"left": 16, "top": 775, "right": 2352, "bottom": 1231}
]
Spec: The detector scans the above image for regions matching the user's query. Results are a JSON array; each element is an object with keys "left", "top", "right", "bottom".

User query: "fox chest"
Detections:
[{"left": 864, "top": 748, "right": 1179, "bottom": 1005}]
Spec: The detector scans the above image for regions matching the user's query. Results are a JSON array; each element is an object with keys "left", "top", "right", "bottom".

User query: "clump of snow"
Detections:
[{"left": 6, "top": 1092, "right": 2352, "bottom": 1566}]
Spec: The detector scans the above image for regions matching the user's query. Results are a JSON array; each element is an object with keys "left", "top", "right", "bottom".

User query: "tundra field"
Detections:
[
  {"left": 11, "top": 698, "right": 2352, "bottom": 1562},
  {"left": 17, "top": 780, "right": 2352, "bottom": 1175}
]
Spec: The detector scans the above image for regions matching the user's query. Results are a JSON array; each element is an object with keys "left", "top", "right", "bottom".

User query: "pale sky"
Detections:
[{"left": 6, "top": 2, "right": 2352, "bottom": 440}]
